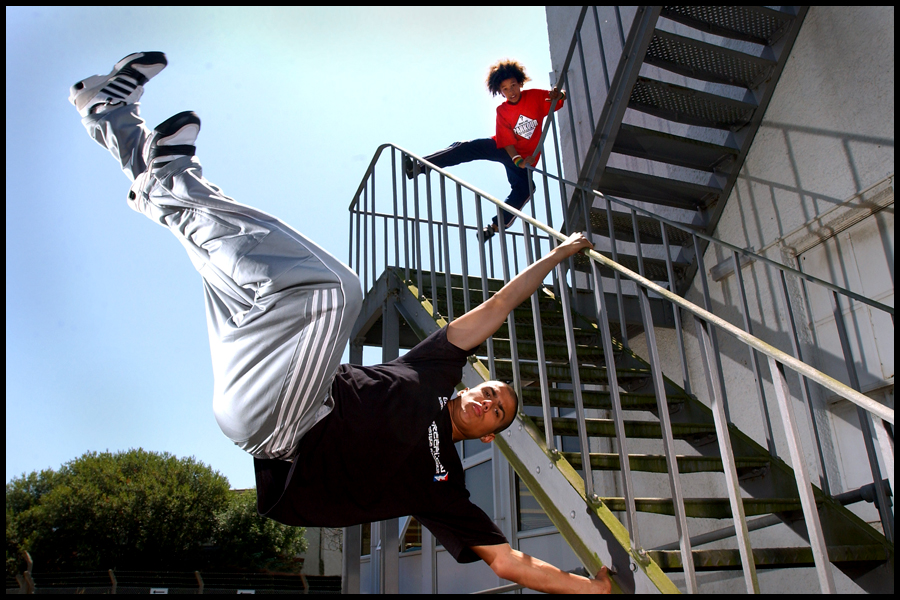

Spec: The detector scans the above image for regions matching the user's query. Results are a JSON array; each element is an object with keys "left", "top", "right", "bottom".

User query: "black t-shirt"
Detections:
[{"left": 253, "top": 327, "right": 508, "bottom": 563}]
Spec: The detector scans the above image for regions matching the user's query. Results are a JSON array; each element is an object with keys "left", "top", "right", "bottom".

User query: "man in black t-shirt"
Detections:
[
  {"left": 70, "top": 51, "right": 611, "bottom": 594},
  {"left": 254, "top": 228, "right": 611, "bottom": 593}
]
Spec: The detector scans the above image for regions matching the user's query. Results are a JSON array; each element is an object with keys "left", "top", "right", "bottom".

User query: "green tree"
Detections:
[
  {"left": 6, "top": 449, "right": 306, "bottom": 576},
  {"left": 213, "top": 489, "right": 307, "bottom": 573}
]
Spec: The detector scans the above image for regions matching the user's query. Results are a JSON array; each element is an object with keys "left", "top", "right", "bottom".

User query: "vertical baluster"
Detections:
[
  {"left": 576, "top": 30, "right": 595, "bottom": 135},
  {"left": 522, "top": 222, "right": 555, "bottom": 448},
  {"left": 391, "top": 149, "right": 399, "bottom": 269},
  {"left": 370, "top": 173, "right": 376, "bottom": 290},
  {"left": 413, "top": 161, "right": 423, "bottom": 299},
  {"left": 349, "top": 202, "right": 355, "bottom": 273},
  {"left": 440, "top": 174, "right": 453, "bottom": 322},
  {"left": 548, "top": 110, "right": 566, "bottom": 296},
  {"left": 424, "top": 171, "right": 438, "bottom": 315},
  {"left": 631, "top": 211, "right": 697, "bottom": 592},
  {"left": 457, "top": 184, "right": 471, "bottom": 315},
  {"left": 606, "top": 199, "right": 629, "bottom": 346},
  {"left": 474, "top": 195, "right": 496, "bottom": 378},
  {"left": 563, "top": 71, "right": 582, "bottom": 175},
  {"left": 555, "top": 249, "right": 597, "bottom": 502},
  {"left": 694, "top": 315, "right": 759, "bottom": 594},
  {"left": 614, "top": 6, "right": 626, "bottom": 46},
  {"left": 660, "top": 223, "right": 692, "bottom": 396},
  {"left": 593, "top": 6, "right": 611, "bottom": 92},
  {"left": 767, "top": 357, "right": 836, "bottom": 592},
  {"left": 832, "top": 292, "right": 894, "bottom": 542},
  {"left": 498, "top": 209, "right": 522, "bottom": 401},
  {"left": 732, "top": 250, "right": 776, "bottom": 456},
  {"left": 778, "top": 271, "right": 829, "bottom": 494},
  {"left": 401, "top": 154, "right": 410, "bottom": 282},
  {"left": 362, "top": 185, "right": 368, "bottom": 292},
  {"left": 693, "top": 235, "right": 731, "bottom": 423}
]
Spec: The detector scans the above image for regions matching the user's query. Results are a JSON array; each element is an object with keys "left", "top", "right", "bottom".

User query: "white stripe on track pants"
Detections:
[{"left": 81, "top": 103, "right": 362, "bottom": 459}]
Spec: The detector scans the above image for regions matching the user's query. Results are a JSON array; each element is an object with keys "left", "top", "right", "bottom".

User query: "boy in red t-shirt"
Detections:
[{"left": 407, "top": 59, "right": 565, "bottom": 242}]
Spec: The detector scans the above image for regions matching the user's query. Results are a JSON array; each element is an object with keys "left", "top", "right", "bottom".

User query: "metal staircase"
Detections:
[
  {"left": 342, "top": 142, "right": 893, "bottom": 593},
  {"left": 340, "top": 6, "right": 892, "bottom": 593},
  {"left": 559, "top": 6, "right": 811, "bottom": 299}
]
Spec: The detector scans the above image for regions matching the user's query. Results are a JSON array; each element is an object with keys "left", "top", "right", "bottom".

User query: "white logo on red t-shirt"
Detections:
[{"left": 514, "top": 114, "right": 538, "bottom": 139}]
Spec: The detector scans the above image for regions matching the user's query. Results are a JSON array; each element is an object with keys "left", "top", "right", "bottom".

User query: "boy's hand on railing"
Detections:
[
  {"left": 555, "top": 232, "right": 594, "bottom": 258},
  {"left": 520, "top": 155, "right": 537, "bottom": 168},
  {"left": 547, "top": 87, "right": 566, "bottom": 102}
]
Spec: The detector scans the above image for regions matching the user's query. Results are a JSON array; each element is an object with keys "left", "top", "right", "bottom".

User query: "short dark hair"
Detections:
[
  {"left": 486, "top": 59, "right": 531, "bottom": 96},
  {"left": 493, "top": 382, "right": 519, "bottom": 434}
]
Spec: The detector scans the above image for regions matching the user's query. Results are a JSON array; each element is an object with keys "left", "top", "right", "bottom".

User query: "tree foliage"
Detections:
[
  {"left": 212, "top": 489, "right": 307, "bottom": 573},
  {"left": 6, "top": 449, "right": 306, "bottom": 577}
]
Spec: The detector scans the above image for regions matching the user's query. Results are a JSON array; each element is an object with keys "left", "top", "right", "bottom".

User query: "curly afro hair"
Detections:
[{"left": 486, "top": 59, "right": 531, "bottom": 96}]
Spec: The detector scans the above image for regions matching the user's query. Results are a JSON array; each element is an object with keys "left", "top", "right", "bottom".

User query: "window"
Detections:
[
  {"left": 464, "top": 460, "right": 494, "bottom": 517},
  {"left": 516, "top": 474, "right": 553, "bottom": 531}
]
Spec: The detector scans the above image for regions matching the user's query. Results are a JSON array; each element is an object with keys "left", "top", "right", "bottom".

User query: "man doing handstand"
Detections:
[{"left": 69, "top": 52, "right": 610, "bottom": 594}]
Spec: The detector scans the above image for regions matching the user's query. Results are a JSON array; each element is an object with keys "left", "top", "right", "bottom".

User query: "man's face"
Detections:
[
  {"left": 449, "top": 381, "right": 516, "bottom": 443},
  {"left": 499, "top": 77, "right": 522, "bottom": 103}
]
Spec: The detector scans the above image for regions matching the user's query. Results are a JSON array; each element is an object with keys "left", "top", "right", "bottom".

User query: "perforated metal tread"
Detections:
[
  {"left": 597, "top": 165, "right": 722, "bottom": 210},
  {"left": 660, "top": 6, "right": 797, "bottom": 46},
  {"left": 612, "top": 123, "right": 739, "bottom": 173},
  {"left": 630, "top": 76, "right": 758, "bottom": 130},
  {"left": 645, "top": 29, "right": 777, "bottom": 89},
  {"left": 588, "top": 203, "right": 703, "bottom": 246}
]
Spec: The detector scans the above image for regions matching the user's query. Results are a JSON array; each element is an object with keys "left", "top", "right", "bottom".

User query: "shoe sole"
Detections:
[
  {"left": 69, "top": 51, "right": 168, "bottom": 112},
  {"left": 154, "top": 111, "right": 201, "bottom": 140}
]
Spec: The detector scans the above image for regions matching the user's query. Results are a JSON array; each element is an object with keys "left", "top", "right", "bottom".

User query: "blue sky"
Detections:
[{"left": 6, "top": 6, "right": 555, "bottom": 490}]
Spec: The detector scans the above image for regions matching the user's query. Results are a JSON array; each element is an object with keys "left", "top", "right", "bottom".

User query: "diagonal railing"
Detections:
[{"left": 347, "top": 142, "right": 893, "bottom": 593}]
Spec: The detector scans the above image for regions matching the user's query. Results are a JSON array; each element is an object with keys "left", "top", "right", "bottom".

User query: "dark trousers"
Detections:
[{"left": 424, "top": 138, "right": 533, "bottom": 228}]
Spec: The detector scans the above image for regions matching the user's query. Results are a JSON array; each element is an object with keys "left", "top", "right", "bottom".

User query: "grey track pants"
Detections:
[{"left": 81, "top": 103, "right": 362, "bottom": 459}]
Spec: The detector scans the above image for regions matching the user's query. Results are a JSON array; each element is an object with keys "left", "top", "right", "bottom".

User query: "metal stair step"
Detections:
[
  {"left": 425, "top": 286, "right": 560, "bottom": 312},
  {"left": 520, "top": 387, "right": 676, "bottom": 412},
  {"left": 479, "top": 339, "right": 606, "bottom": 363},
  {"left": 660, "top": 6, "right": 797, "bottom": 47},
  {"left": 629, "top": 76, "right": 758, "bottom": 131},
  {"left": 412, "top": 273, "right": 506, "bottom": 293},
  {"left": 649, "top": 544, "right": 890, "bottom": 572},
  {"left": 645, "top": 28, "right": 777, "bottom": 89},
  {"left": 492, "top": 324, "right": 602, "bottom": 346},
  {"left": 611, "top": 123, "right": 739, "bottom": 174},
  {"left": 494, "top": 359, "right": 651, "bottom": 385},
  {"left": 572, "top": 247, "right": 690, "bottom": 283},
  {"left": 598, "top": 497, "right": 806, "bottom": 519},
  {"left": 562, "top": 451, "right": 770, "bottom": 474},
  {"left": 597, "top": 166, "right": 722, "bottom": 211},
  {"left": 533, "top": 417, "right": 716, "bottom": 441}
]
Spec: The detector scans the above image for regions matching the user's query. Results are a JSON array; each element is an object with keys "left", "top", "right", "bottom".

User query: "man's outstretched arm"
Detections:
[
  {"left": 472, "top": 543, "right": 612, "bottom": 594},
  {"left": 446, "top": 232, "right": 593, "bottom": 352}
]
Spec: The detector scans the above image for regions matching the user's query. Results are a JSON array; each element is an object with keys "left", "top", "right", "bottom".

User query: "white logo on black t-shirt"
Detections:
[
  {"left": 514, "top": 114, "right": 538, "bottom": 139},
  {"left": 428, "top": 421, "right": 448, "bottom": 481}
]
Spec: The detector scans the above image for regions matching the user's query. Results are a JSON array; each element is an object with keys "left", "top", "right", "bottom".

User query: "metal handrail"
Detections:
[
  {"left": 525, "top": 164, "right": 894, "bottom": 316},
  {"left": 348, "top": 143, "right": 894, "bottom": 426}
]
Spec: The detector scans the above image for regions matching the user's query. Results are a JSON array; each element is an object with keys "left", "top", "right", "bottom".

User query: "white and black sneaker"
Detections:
[
  {"left": 143, "top": 111, "right": 201, "bottom": 172},
  {"left": 69, "top": 51, "right": 168, "bottom": 117}
]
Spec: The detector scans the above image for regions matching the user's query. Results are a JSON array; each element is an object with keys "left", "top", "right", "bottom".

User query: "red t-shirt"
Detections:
[{"left": 493, "top": 88, "right": 565, "bottom": 165}]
